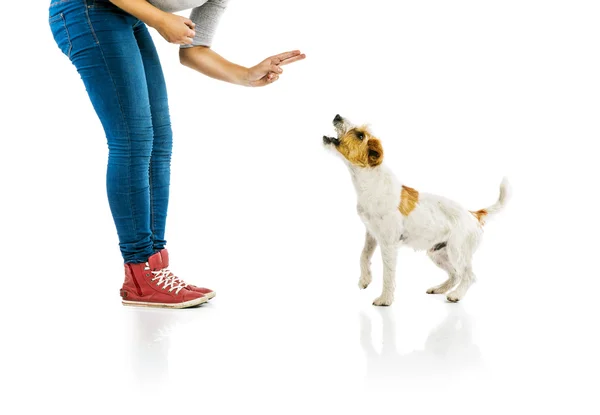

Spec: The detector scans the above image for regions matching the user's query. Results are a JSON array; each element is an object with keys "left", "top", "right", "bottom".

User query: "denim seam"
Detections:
[
  {"left": 48, "top": 14, "right": 63, "bottom": 23},
  {"left": 140, "top": 22, "right": 157, "bottom": 251},
  {"left": 61, "top": 14, "right": 73, "bottom": 58},
  {"left": 149, "top": 160, "right": 156, "bottom": 250},
  {"left": 49, "top": 13, "right": 73, "bottom": 58},
  {"left": 84, "top": 5, "right": 141, "bottom": 257},
  {"left": 84, "top": 4, "right": 100, "bottom": 45}
]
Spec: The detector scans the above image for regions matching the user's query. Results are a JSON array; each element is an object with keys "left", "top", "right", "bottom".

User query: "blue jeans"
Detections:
[{"left": 49, "top": 0, "right": 172, "bottom": 263}]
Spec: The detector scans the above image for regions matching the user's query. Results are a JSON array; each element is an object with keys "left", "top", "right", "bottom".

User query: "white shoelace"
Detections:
[{"left": 149, "top": 267, "right": 187, "bottom": 294}]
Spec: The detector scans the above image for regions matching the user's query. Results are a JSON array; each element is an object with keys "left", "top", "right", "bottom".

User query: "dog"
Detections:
[{"left": 323, "top": 114, "right": 510, "bottom": 305}]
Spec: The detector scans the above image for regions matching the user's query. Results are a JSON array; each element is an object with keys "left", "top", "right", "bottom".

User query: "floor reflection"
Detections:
[
  {"left": 126, "top": 306, "right": 204, "bottom": 385},
  {"left": 360, "top": 304, "right": 483, "bottom": 381}
]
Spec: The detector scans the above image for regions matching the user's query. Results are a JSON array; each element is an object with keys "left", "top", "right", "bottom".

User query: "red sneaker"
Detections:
[
  {"left": 156, "top": 249, "right": 216, "bottom": 300},
  {"left": 120, "top": 251, "right": 207, "bottom": 309},
  {"left": 185, "top": 285, "right": 216, "bottom": 300}
]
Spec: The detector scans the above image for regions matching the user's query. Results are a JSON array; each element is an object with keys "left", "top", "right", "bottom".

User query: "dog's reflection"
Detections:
[
  {"left": 360, "top": 305, "right": 482, "bottom": 380},
  {"left": 126, "top": 307, "right": 200, "bottom": 386}
]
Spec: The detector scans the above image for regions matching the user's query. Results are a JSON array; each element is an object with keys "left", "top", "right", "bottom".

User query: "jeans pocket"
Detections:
[{"left": 49, "top": 13, "right": 72, "bottom": 58}]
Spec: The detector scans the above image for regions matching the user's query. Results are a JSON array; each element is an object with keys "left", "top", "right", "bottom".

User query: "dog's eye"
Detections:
[{"left": 356, "top": 131, "right": 365, "bottom": 140}]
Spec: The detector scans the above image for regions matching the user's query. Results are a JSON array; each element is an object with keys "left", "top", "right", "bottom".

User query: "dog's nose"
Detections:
[{"left": 333, "top": 114, "right": 342, "bottom": 123}]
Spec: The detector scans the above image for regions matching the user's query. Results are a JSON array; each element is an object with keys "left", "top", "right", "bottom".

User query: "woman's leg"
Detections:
[
  {"left": 49, "top": 1, "right": 209, "bottom": 307},
  {"left": 134, "top": 23, "right": 173, "bottom": 251},
  {"left": 132, "top": 24, "right": 217, "bottom": 300},
  {"left": 53, "top": 2, "right": 155, "bottom": 263}
]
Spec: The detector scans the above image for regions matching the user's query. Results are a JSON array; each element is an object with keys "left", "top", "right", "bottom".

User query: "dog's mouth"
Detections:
[
  {"left": 323, "top": 114, "right": 347, "bottom": 146},
  {"left": 322, "top": 135, "right": 340, "bottom": 146}
]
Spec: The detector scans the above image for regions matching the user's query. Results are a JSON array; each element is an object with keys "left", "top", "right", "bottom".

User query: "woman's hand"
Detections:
[
  {"left": 246, "top": 50, "right": 306, "bottom": 87},
  {"left": 109, "top": 1, "right": 196, "bottom": 45},
  {"left": 153, "top": 12, "right": 196, "bottom": 45}
]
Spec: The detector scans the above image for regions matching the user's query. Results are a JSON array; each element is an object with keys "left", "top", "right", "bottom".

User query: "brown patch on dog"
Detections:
[
  {"left": 335, "top": 127, "right": 383, "bottom": 167},
  {"left": 470, "top": 209, "right": 488, "bottom": 225},
  {"left": 399, "top": 186, "right": 419, "bottom": 216}
]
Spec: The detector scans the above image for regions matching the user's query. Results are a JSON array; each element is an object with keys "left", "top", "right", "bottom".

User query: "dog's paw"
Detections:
[
  {"left": 373, "top": 296, "right": 393, "bottom": 306},
  {"left": 358, "top": 277, "right": 371, "bottom": 289},
  {"left": 446, "top": 292, "right": 462, "bottom": 303},
  {"left": 426, "top": 286, "right": 447, "bottom": 295}
]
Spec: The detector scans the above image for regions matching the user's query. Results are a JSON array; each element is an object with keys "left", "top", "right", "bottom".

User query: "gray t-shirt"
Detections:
[{"left": 147, "top": 0, "right": 229, "bottom": 48}]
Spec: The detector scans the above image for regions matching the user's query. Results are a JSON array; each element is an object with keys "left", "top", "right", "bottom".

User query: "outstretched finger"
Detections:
[
  {"left": 278, "top": 53, "right": 306, "bottom": 66},
  {"left": 270, "top": 50, "right": 302, "bottom": 64}
]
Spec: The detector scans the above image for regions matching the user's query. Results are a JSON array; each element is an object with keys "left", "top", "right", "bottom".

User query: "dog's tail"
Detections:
[{"left": 470, "top": 177, "right": 511, "bottom": 225}]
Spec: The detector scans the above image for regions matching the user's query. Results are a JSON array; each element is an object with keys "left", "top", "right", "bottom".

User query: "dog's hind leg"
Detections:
[
  {"left": 373, "top": 245, "right": 398, "bottom": 306},
  {"left": 446, "top": 265, "right": 475, "bottom": 303},
  {"left": 445, "top": 234, "right": 479, "bottom": 302},
  {"left": 426, "top": 249, "right": 458, "bottom": 294},
  {"left": 359, "top": 231, "right": 378, "bottom": 289}
]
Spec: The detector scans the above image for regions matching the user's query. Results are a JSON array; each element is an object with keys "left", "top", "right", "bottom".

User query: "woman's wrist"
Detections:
[
  {"left": 145, "top": 9, "right": 169, "bottom": 30},
  {"left": 238, "top": 67, "right": 251, "bottom": 87},
  {"left": 214, "top": 62, "right": 250, "bottom": 86}
]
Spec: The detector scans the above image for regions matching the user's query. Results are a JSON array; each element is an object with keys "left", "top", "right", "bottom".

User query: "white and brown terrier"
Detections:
[{"left": 323, "top": 115, "right": 510, "bottom": 305}]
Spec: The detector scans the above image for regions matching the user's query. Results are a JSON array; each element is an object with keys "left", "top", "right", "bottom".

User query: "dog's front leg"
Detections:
[
  {"left": 373, "top": 245, "right": 398, "bottom": 306},
  {"left": 359, "top": 231, "right": 378, "bottom": 289}
]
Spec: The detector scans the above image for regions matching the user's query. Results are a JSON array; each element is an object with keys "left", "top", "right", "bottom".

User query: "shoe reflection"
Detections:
[
  {"left": 125, "top": 307, "right": 200, "bottom": 385},
  {"left": 360, "top": 304, "right": 482, "bottom": 380}
]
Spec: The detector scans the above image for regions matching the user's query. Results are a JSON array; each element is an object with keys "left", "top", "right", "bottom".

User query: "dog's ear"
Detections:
[{"left": 367, "top": 138, "right": 383, "bottom": 166}]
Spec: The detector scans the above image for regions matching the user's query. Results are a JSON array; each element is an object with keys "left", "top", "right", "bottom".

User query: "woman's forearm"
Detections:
[
  {"left": 109, "top": 0, "right": 166, "bottom": 28},
  {"left": 179, "top": 47, "right": 250, "bottom": 86}
]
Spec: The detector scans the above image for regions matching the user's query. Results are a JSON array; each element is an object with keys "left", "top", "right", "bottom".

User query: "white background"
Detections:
[{"left": 1, "top": 0, "right": 599, "bottom": 413}]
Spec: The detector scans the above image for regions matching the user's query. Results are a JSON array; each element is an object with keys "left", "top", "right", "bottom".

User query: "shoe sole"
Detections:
[
  {"left": 122, "top": 295, "right": 208, "bottom": 309},
  {"left": 205, "top": 291, "right": 216, "bottom": 300}
]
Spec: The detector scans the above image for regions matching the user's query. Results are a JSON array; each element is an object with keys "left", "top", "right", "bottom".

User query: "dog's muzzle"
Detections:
[{"left": 323, "top": 135, "right": 340, "bottom": 146}]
